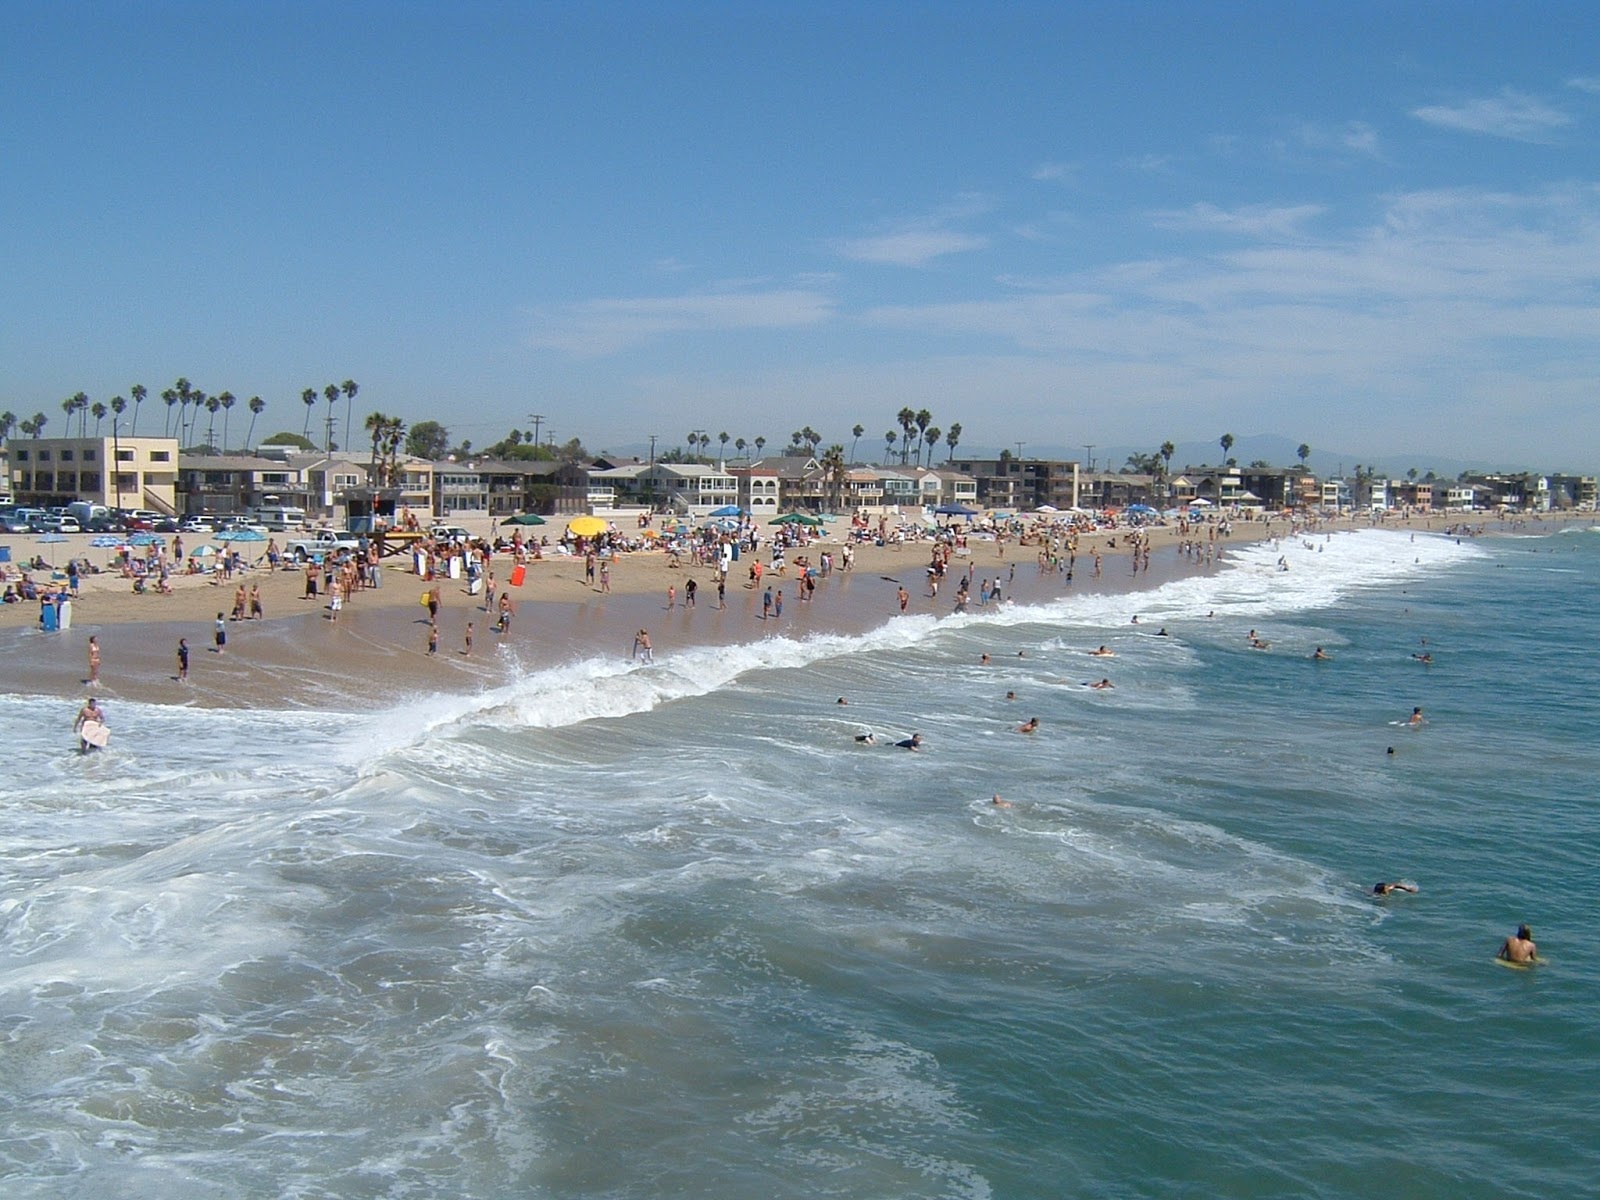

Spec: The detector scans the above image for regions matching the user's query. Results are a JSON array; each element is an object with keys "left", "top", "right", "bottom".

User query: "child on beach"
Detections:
[
  {"left": 427, "top": 623, "right": 439, "bottom": 655},
  {"left": 214, "top": 612, "right": 227, "bottom": 654},
  {"left": 176, "top": 637, "right": 189, "bottom": 681},
  {"left": 464, "top": 622, "right": 473, "bottom": 656}
]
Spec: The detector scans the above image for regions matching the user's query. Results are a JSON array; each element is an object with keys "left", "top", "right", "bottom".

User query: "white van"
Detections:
[
  {"left": 66, "top": 501, "right": 110, "bottom": 526},
  {"left": 251, "top": 506, "right": 308, "bottom": 531}
]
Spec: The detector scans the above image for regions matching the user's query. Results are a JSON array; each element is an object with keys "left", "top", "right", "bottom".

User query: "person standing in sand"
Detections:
[
  {"left": 427, "top": 623, "right": 439, "bottom": 655},
  {"left": 464, "top": 622, "right": 474, "bottom": 656},
  {"left": 897, "top": 585, "right": 909, "bottom": 612},
  {"left": 176, "top": 637, "right": 189, "bottom": 682},
  {"left": 249, "top": 583, "right": 263, "bottom": 620},
  {"left": 87, "top": 635, "right": 100, "bottom": 686},
  {"left": 633, "top": 628, "right": 653, "bottom": 662},
  {"left": 213, "top": 612, "right": 227, "bottom": 655}
]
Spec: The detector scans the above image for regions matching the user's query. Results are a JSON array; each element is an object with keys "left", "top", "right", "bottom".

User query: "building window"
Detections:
[
  {"left": 81, "top": 472, "right": 101, "bottom": 491},
  {"left": 83, "top": 449, "right": 96, "bottom": 461},
  {"left": 14, "top": 449, "right": 27, "bottom": 462},
  {"left": 117, "top": 449, "right": 135, "bottom": 462},
  {"left": 39, "top": 450, "right": 51, "bottom": 461},
  {"left": 150, "top": 451, "right": 171, "bottom": 462},
  {"left": 61, "top": 449, "right": 75, "bottom": 461}
]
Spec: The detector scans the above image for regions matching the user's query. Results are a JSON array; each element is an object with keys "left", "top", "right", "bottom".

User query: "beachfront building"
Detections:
[
  {"left": 911, "top": 467, "right": 980, "bottom": 511},
  {"left": 469, "top": 459, "right": 591, "bottom": 518},
  {"left": 1321, "top": 478, "right": 1352, "bottom": 510},
  {"left": 1078, "top": 472, "right": 1159, "bottom": 511},
  {"left": 7, "top": 434, "right": 181, "bottom": 514},
  {"left": 1548, "top": 474, "right": 1598, "bottom": 510},
  {"left": 177, "top": 452, "right": 323, "bottom": 517},
  {"left": 730, "top": 457, "right": 822, "bottom": 515},
  {"left": 949, "top": 455, "right": 1081, "bottom": 513},
  {"left": 586, "top": 460, "right": 738, "bottom": 516}
]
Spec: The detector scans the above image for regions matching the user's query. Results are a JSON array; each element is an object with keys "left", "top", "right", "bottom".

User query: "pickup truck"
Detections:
[{"left": 282, "top": 529, "right": 364, "bottom": 562}]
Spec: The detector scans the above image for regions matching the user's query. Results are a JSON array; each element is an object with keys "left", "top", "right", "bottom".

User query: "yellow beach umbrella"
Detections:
[{"left": 567, "top": 516, "right": 608, "bottom": 537}]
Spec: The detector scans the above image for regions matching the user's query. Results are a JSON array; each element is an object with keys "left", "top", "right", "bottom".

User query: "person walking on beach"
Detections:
[
  {"left": 464, "top": 621, "right": 474, "bottom": 656},
  {"left": 249, "top": 583, "right": 263, "bottom": 620},
  {"left": 897, "top": 585, "right": 909, "bottom": 612},
  {"left": 762, "top": 587, "right": 773, "bottom": 620},
  {"left": 1498, "top": 924, "right": 1538, "bottom": 964},
  {"left": 427, "top": 585, "right": 441, "bottom": 622},
  {"left": 633, "top": 628, "right": 653, "bottom": 662},
  {"left": 495, "top": 592, "right": 514, "bottom": 634},
  {"left": 213, "top": 612, "right": 227, "bottom": 655},
  {"left": 176, "top": 637, "right": 189, "bottom": 682},
  {"left": 667, "top": 583, "right": 676, "bottom": 610},
  {"left": 599, "top": 561, "right": 610, "bottom": 593},
  {"left": 86, "top": 635, "right": 100, "bottom": 686},
  {"left": 685, "top": 578, "right": 696, "bottom": 608},
  {"left": 774, "top": 590, "right": 783, "bottom": 619},
  {"left": 427, "top": 622, "right": 439, "bottom": 655},
  {"left": 716, "top": 576, "right": 725, "bottom": 608}
]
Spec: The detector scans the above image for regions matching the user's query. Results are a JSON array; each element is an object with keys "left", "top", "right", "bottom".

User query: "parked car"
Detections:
[
  {"left": 180, "top": 517, "right": 216, "bottom": 533},
  {"left": 40, "top": 515, "right": 82, "bottom": 534}
]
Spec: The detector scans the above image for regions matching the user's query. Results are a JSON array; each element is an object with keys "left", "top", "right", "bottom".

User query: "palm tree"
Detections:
[
  {"left": 850, "top": 423, "right": 864, "bottom": 464},
  {"left": 301, "top": 388, "right": 317, "bottom": 441},
  {"left": 340, "top": 379, "right": 358, "bottom": 450},
  {"left": 753, "top": 435, "right": 766, "bottom": 458},
  {"left": 323, "top": 384, "right": 340, "bottom": 450},
  {"left": 110, "top": 395, "right": 127, "bottom": 433},
  {"left": 1160, "top": 440, "right": 1176, "bottom": 502},
  {"left": 187, "top": 390, "right": 208, "bottom": 447},
  {"left": 174, "top": 377, "right": 193, "bottom": 443},
  {"left": 883, "top": 430, "right": 896, "bottom": 464},
  {"left": 698, "top": 432, "right": 712, "bottom": 459},
  {"left": 718, "top": 431, "right": 729, "bottom": 463},
  {"left": 32, "top": 412, "right": 47, "bottom": 437},
  {"left": 161, "top": 388, "right": 178, "bottom": 435},
  {"left": 129, "top": 383, "right": 147, "bottom": 435},
  {"left": 1220, "top": 432, "right": 1235, "bottom": 465},
  {"left": 204, "top": 394, "right": 222, "bottom": 450},
  {"left": 91, "top": 401, "right": 108, "bottom": 434},
  {"left": 244, "top": 396, "right": 265, "bottom": 451},
  {"left": 914, "top": 409, "right": 932, "bottom": 467},
  {"left": 61, "top": 396, "right": 76, "bottom": 434},
  {"left": 0, "top": 411, "right": 15, "bottom": 445},
  {"left": 1297, "top": 443, "right": 1311, "bottom": 469},
  {"left": 923, "top": 425, "right": 941, "bottom": 466},
  {"left": 945, "top": 422, "right": 962, "bottom": 462},
  {"left": 896, "top": 412, "right": 921, "bottom": 470},
  {"left": 218, "top": 391, "right": 236, "bottom": 451},
  {"left": 735, "top": 436, "right": 747, "bottom": 461},
  {"left": 822, "top": 443, "right": 847, "bottom": 511}
]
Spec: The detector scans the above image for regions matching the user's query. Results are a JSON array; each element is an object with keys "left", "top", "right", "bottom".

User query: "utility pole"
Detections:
[
  {"left": 1083, "top": 444, "right": 1096, "bottom": 473},
  {"left": 324, "top": 410, "right": 336, "bottom": 454},
  {"left": 648, "top": 434, "right": 658, "bottom": 511},
  {"left": 1015, "top": 442, "right": 1026, "bottom": 461},
  {"left": 111, "top": 415, "right": 122, "bottom": 515},
  {"left": 527, "top": 413, "right": 544, "bottom": 448}
]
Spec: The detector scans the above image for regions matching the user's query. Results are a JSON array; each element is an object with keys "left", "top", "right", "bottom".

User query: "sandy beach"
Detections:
[{"left": 0, "top": 510, "right": 1566, "bottom": 713}]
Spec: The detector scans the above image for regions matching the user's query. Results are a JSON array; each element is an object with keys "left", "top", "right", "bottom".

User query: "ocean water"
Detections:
[{"left": 3, "top": 526, "right": 1597, "bottom": 1199}]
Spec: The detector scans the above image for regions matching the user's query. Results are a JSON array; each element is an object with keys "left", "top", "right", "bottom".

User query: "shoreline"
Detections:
[{"left": 2, "top": 512, "right": 1585, "bottom": 713}]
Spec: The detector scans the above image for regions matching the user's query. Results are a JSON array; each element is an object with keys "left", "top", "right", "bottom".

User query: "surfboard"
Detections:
[{"left": 80, "top": 720, "right": 110, "bottom": 749}]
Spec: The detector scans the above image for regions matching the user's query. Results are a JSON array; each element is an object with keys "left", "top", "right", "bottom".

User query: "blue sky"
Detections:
[{"left": 4, "top": 2, "right": 1598, "bottom": 469}]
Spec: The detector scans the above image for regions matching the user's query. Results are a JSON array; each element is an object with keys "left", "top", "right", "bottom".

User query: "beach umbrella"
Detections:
[
  {"left": 935, "top": 503, "right": 978, "bottom": 516},
  {"left": 709, "top": 504, "right": 743, "bottom": 517},
  {"left": 89, "top": 535, "right": 124, "bottom": 549},
  {"left": 129, "top": 533, "right": 162, "bottom": 547},
  {"left": 505, "top": 512, "right": 547, "bottom": 525},
  {"left": 190, "top": 544, "right": 216, "bottom": 557},
  {"left": 567, "top": 515, "right": 608, "bottom": 537},
  {"left": 33, "top": 531, "right": 67, "bottom": 566},
  {"left": 216, "top": 528, "right": 267, "bottom": 543},
  {"left": 769, "top": 513, "right": 822, "bottom": 526}
]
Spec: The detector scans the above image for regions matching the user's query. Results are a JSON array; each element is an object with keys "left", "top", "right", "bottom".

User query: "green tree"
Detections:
[
  {"left": 923, "top": 425, "right": 941, "bottom": 465},
  {"left": 850, "top": 423, "right": 864, "bottom": 463},
  {"left": 244, "top": 396, "right": 265, "bottom": 450},
  {"left": 718, "top": 430, "right": 729, "bottom": 462},
  {"left": 897, "top": 407, "right": 917, "bottom": 465},
  {"left": 406, "top": 419, "right": 451, "bottom": 461},
  {"left": 822, "top": 443, "right": 847, "bottom": 511},
  {"left": 1220, "top": 432, "right": 1235, "bottom": 465},
  {"left": 161, "top": 388, "right": 178, "bottom": 436},
  {"left": 884, "top": 430, "right": 897, "bottom": 464},
  {"left": 263, "top": 431, "right": 314, "bottom": 450},
  {"left": 945, "top": 422, "right": 962, "bottom": 462},
  {"left": 735, "top": 436, "right": 747, "bottom": 460},
  {"left": 753, "top": 435, "right": 766, "bottom": 458},
  {"left": 1297, "top": 443, "right": 1311, "bottom": 468},
  {"left": 109, "top": 394, "right": 127, "bottom": 431},
  {"left": 90, "top": 400, "right": 108, "bottom": 434},
  {"left": 0, "top": 411, "right": 15, "bottom": 445},
  {"left": 129, "top": 383, "right": 147, "bottom": 436},
  {"left": 301, "top": 388, "right": 317, "bottom": 441},
  {"left": 914, "top": 409, "right": 932, "bottom": 466},
  {"left": 218, "top": 391, "right": 236, "bottom": 451},
  {"left": 323, "top": 384, "right": 340, "bottom": 450},
  {"left": 204, "top": 394, "right": 221, "bottom": 450},
  {"left": 341, "top": 380, "right": 359, "bottom": 451}
]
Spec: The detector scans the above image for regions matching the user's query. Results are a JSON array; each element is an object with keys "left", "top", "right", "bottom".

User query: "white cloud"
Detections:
[
  {"left": 834, "top": 229, "right": 989, "bottom": 268},
  {"left": 1410, "top": 88, "right": 1571, "bottom": 141},
  {"left": 527, "top": 288, "right": 834, "bottom": 356},
  {"left": 1031, "top": 160, "right": 1077, "bottom": 182},
  {"left": 1567, "top": 76, "right": 1600, "bottom": 94},
  {"left": 1152, "top": 202, "right": 1326, "bottom": 240}
]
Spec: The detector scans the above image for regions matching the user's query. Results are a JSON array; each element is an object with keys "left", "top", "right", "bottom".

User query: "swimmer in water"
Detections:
[
  {"left": 836, "top": 696, "right": 849, "bottom": 705},
  {"left": 1090, "top": 646, "right": 1115, "bottom": 657},
  {"left": 1004, "top": 690, "right": 1016, "bottom": 701},
  {"left": 1088, "top": 678, "right": 1114, "bottom": 690},
  {"left": 1312, "top": 647, "right": 1331, "bottom": 660},
  {"left": 895, "top": 733, "right": 923, "bottom": 751},
  {"left": 1411, "top": 652, "right": 1433, "bottom": 664},
  {"left": 1407, "top": 706, "right": 1425, "bottom": 727},
  {"left": 1498, "top": 924, "right": 1538, "bottom": 964},
  {"left": 1017, "top": 717, "right": 1039, "bottom": 734},
  {"left": 990, "top": 794, "right": 1012, "bottom": 808},
  {"left": 1372, "top": 882, "right": 1418, "bottom": 896},
  {"left": 854, "top": 732, "right": 876, "bottom": 745}
]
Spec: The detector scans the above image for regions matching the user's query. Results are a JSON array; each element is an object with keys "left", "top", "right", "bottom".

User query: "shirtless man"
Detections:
[
  {"left": 74, "top": 696, "right": 106, "bottom": 751},
  {"left": 1312, "top": 646, "right": 1331, "bottom": 660},
  {"left": 1090, "top": 645, "right": 1115, "bottom": 657},
  {"left": 1372, "top": 881, "right": 1418, "bottom": 896},
  {"left": 1017, "top": 717, "right": 1039, "bottom": 734},
  {"left": 1088, "top": 678, "right": 1115, "bottom": 690},
  {"left": 1407, "top": 706, "right": 1425, "bottom": 727},
  {"left": 1498, "top": 924, "right": 1538, "bottom": 964}
]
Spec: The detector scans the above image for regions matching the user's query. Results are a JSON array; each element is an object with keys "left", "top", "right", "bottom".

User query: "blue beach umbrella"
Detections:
[
  {"left": 709, "top": 504, "right": 744, "bottom": 517},
  {"left": 129, "top": 533, "right": 162, "bottom": 547},
  {"left": 216, "top": 529, "right": 267, "bottom": 543},
  {"left": 89, "top": 535, "right": 124, "bottom": 549}
]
